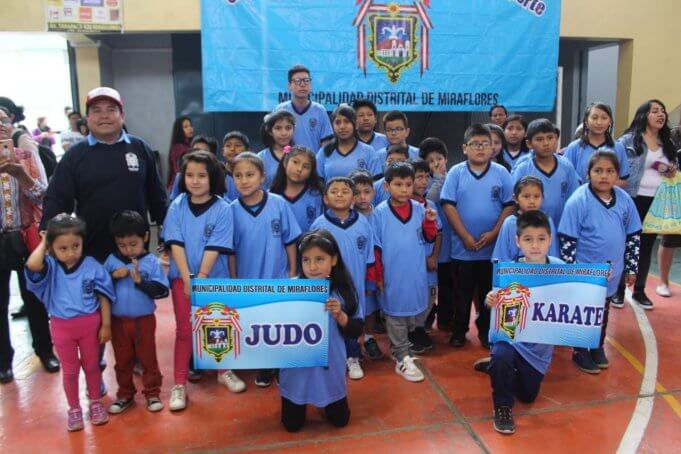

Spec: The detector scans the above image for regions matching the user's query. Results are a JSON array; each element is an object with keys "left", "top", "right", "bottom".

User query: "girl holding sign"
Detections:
[
  {"left": 279, "top": 229, "right": 363, "bottom": 432},
  {"left": 558, "top": 151, "right": 641, "bottom": 374}
]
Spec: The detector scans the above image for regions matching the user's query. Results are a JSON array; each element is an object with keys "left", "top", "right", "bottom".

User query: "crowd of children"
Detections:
[{"left": 22, "top": 65, "right": 681, "bottom": 437}]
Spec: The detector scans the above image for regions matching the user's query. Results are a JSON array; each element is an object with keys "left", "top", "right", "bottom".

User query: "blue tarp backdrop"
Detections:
[{"left": 201, "top": 0, "right": 561, "bottom": 112}]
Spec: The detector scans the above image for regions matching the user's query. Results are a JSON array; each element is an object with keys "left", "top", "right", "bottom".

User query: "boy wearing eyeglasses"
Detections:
[
  {"left": 440, "top": 124, "right": 514, "bottom": 348},
  {"left": 371, "top": 111, "right": 420, "bottom": 177},
  {"left": 275, "top": 64, "right": 333, "bottom": 151}
]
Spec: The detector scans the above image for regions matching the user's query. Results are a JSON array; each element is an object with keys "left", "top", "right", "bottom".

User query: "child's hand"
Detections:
[
  {"left": 99, "top": 324, "right": 111, "bottom": 344},
  {"left": 182, "top": 275, "right": 191, "bottom": 298},
  {"left": 485, "top": 290, "right": 500, "bottom": 308},
  {"left": 475, "top": 231, "right": 496, "bottom": 250},
  {"left": 112, "top": 267, "right": 129, "bottom": 279},
  {"left": 325, "top": 298, "right": 348, "bottom": 324},
  {"left": 425, "top": 207, "right": 438, "bottom": 221},
  {"left": 430, "top": 159, "right": 446, "bottom": 176},
  {"left": 130, "top": 259, "right": 141, "bottom": 284},
  {"left": 625, "top": 273, "right": 636, "bottom": 287},
  {"left": 427, "top": 255, "right": 438, "bottom": 271},
  {"left": 462, "top": 232, "right": 477, "bottom": 250}
]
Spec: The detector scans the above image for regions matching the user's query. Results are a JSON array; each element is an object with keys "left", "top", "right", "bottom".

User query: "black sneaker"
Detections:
[
  {"left": 590, "top": 347, "right": 609, "bottom": 369},
  {"left": 448, "top": 335, "right": 466, "bottom": 348},
  {"left": 255, "top": 369, "right": 275, "bottom": 387},
  {"left": 373, "top": 318, "right": 386, "bottom": 334},
  {"left": 572, "top": 348, "right": 600, "bottom": 374},
  {"left": 188, "top": 369, "right": 203, "bottom": 382},
  {"left": 631, "top": 291, "right": 654, "bottom": 310},
  {"left": 493, "top": 406, "right": 516, "bottom": 434},
  {"left": 473, "top": 357, "right": 491, "bottom": 374},
  {"left": 363, "top": 338, "right": 383, "bottom": 360},
  {"left": 609, "top": 294, "right": 624, "bottom": 309},
  {"left": 414, "top": 327, "right": 434, "bottom": 351},
  {"left": 479, "top": 337, "right": 490, "bottom": 350},
  {"left": 108, "top": 397, "right": 134, "bottom": 414},
  {"left": 408, "top": 331, "right": 427, "bottom": 354}
]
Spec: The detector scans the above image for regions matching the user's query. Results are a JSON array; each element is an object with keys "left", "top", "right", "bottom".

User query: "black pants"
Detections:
[
  {"left": 489, "top": 342, "right": 544, "bottom": 408},
  {"left": 0, "top": 269, "right": 53, "bottom": 369},
  {"left": 281, "top": 397, "right": 350, "bottom": 432},
  {"left": 633, "top": 196, "right": 655, "bottom": 292},
  {"left": 436, "top": 261, "right": 456, "bottom": 327},
  {"left": 451, "top": 260, "right": 492, "bottom": 341}
]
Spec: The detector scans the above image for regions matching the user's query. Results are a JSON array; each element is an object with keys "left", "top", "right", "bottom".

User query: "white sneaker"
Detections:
[
  {"left": 217, "top": 370, "right": 246, "bottom": 393},
  {"left": 395, "top": 355, "right": 424, "bottom": 382},
  {"left": 346, "top": 357, "right": 364, "bottom": 380},
  {"left": 169, "top": 385, "right": 187, "bottom": 411},
  {"left": 656, "top": 283, "right": 672, "bottom": 297}
]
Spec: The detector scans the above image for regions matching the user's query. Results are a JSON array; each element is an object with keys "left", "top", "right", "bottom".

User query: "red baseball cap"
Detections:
[{"left": 85, "top": 87, "right": 123, "bottom": 110}]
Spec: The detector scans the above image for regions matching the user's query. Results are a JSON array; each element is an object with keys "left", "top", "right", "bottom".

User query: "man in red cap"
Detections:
[{"left": 41, "top": 87, "right": 167, "bottom": 263}]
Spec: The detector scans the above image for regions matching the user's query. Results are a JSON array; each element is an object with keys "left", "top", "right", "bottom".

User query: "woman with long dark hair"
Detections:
[
  {"left": 166, "top": 116, "right": 194, "bottom": 189},
  {"left": 617, "top": 99, "right": 678, "bottom": 309}
]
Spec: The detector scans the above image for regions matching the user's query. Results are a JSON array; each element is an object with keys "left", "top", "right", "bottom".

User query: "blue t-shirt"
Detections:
[
  {"left": 563, "top": 139, "right": 630, "bottom": 183},
  {"left": 256, "top": 147, "right": 283, "bottom": 191},
  {"left": 371, "top": 145, "right": 420, "bottom": 174},
  {"left": 511, "top": 155, "right": 580, "bottom": 226},
  {"left": 25, "top": 256, "right": 116, "bottom": 319},
  {"left": 558, "top": 184, "right": 642, "bottom": 295},
  {"left": 316, "top": 141, "right": 380, "bottom": 180},
  {"left": 169, "top": 172, "right": 235, "bottom": 203},
  {"left": 440, "top": 161, "right": 514, "bottom": 261},
  {"left": 103, "top": 252, "right": 169, "bottom": 318},
  {"left": 371, "top": 200, "right": 430, "bottom": 316},
  {"left": 372, "top": 178, "right": 390, "bottom": 206},
  {"left": 361, "top": 132, "right": 389, "bottom": 151},
  {"left": 281, "top": 185, "right": 324, "bottom": 233},
  {"left": 163, "top": 194, "right": 234, "bottom": 280},
  {"left": 502, "top": 149, "right": 531, "bottom": 171},
  {"left": 279, "top": 291, "right": 359, "bottom": 407},
  {"left": 491, "top": 213, "right": 560, "bottom": 262},
  {"left": 418, "top": 198, "right": 441, "bottom": 286},
  {"left": 275, "top": 101, "right": 333, "bottom": 151},
  {"left": 231, "top": 192, "right": 302, "bottom": 279},
  {"left": 311, "top": 210, "right": 375, "bottom": 312}
]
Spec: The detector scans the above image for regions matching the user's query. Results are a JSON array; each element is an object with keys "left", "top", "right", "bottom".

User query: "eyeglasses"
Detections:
[
  {"left": 291, "top": 77, "right": 312, "bottom": 86},
  {"left": 466, "top": 141, "right": 492, "bottom": 149},
  {"left": 0, "top": 118, "right": 12, "bottom": 125},
  {"left": 385, "top": 127, "right": 406, "bottom": 134}
]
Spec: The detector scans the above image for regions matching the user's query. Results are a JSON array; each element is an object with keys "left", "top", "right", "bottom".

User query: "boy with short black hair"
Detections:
[
  {"left": 475, "top": 210, "right": 562, "bottom": 435},
  {"left": 104, "top": 210, "right": 169, "bottom": 415},
  {"left": 372, "top": 110, "right": 420, "bottom": 175},
  {"left": 372, "top": 162, "right": 438, "bottom": 382},
  {"left": 441, "top": 124, "right": 515, "bottom": 348},
  {"left": 374, "top": 145, "right": 410, "bottom": 205},
  {"left": 352, "top": 99, "right": 388, "bottom": 151},
  {"left": 511, "top": 119, "right": 579, "bottom": 226}
]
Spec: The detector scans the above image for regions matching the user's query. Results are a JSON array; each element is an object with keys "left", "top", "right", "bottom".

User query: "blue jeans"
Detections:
[{"left": 344, "top": 336, "right": 361, "bottom": 359}]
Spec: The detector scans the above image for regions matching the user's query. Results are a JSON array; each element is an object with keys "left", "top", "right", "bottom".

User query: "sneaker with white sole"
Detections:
[
  {"left": 218, "top": 370, "right": 246, "bottom": 393},
  {"left": 656, "top": 283, "right": 671, "bottom": 297},
  {"left": 346, "top": 357, "right": 364, "bottom": 380},
  {"left": 169, "top": 385, "right": 187, "bottom": 411},
  {"left": 147, "top": 397, "right": 164, "bottom": 412},
  {"left": 395, "top": 355, "right": 424, "bottom": 382},
  {"left": 108, "top": 397, "right": 134, "bottom": 414}
]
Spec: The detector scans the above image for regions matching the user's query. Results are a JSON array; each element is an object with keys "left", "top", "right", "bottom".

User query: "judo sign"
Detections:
[
  {"left": 494, "top": 282, "right": 531, "bottom": 340},
  {"left": 354, "top": 0, "right": 433, "bottom": 82},
  {"left": 193, "top": 303, "right": 243, "bottom": 362}
]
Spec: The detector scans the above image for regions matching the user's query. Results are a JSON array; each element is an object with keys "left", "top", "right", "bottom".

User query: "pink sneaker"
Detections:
[
  {"left": 89, "top": 400, "right": 109, "bottom": 425},
  {"left": 67, "top": 408, "right": 84, "bottom": 432}
]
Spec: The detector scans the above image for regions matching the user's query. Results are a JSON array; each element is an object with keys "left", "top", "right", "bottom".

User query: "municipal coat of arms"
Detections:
[
  {"left": 193, "top": 303, "right": 242, "bottom": 362},
  {"left": 494, "top": 282, "right": 531, "bottom": 340},
  {"left": 354, "top": 1, "right": 433, "bottom": 82}
]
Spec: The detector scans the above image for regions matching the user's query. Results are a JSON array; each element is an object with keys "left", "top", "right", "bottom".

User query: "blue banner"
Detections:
[
  {"left": 201, "top": 0, "right": 561, "bottom": 112},
  {"left": 489, "top": 263, "right": 608, "bottom": 349},
  {"left": 191, "top": 279, "right": 330, "bottom": 369}
]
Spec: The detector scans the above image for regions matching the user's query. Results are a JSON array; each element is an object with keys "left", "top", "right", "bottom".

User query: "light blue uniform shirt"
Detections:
[
  {"left": 316, "top": 141, "right": 381, "bottom": 180},
  {"left": 275, "top": 101, "right": 333, "bottom": 152},
  {"left": 563, "top": 139, "right": 630, "bottom": 183}
]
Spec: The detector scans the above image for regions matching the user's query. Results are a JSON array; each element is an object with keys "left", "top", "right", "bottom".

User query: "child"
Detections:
[
  {"left": 558, "top": 151, "right": 641, "bottom": 374},
  {"left": 419, "top": 138, "right": 455, "bottom": 332},
  {"left": 311, "top": 177, "right": 374, "bottom": 380},
  {"left": 492, "top": 176, "right": 560, "bottom": 262},
  {"left": 502, "top": 115, "right": 530, "bottom": 170},
  {"left": 476, "top": 210, "right": 563, "bottom": 435},
  {"left": 222, "top": 130, "right": 250, "bottom": 201},
  {"left": 229, "top": 152, "right": 302, "bottom": 387},
  {"left": 511, "top": 119, "right": 580, "bottom": 226},
  {"left": 278, "top": 230, "right": 363, "bottom": 432},
  {"left": 163, "top": 151, "right": 239, "bottom": 410},
  {"left": 563, "top": 102, "right": 629, "bottom": 185},
  {"left": 104, "top": 210, "right": 168, "bottom": 414},
  {"left": 373, "top": 145, "right": 410, "bottom": 206},
  {"left": 270, "top": 146, "right": 325, "bottom": 232},
  {"left": 372, "top": 162, "right": 438, "bottom": 382},
  {"left": 409, "top": 159, "right": 441, "bottom": 352},
  {"left": 258, "top": 109, "right": 295, "bottom": 190},
  {"left": 316, "top": 104, "right": 380, "bottom": 180},
  {"left": 348, "top": 169, "right": 383, "bottom": 359},
  {"left": 441, "top": 124, "right": 515, "bottom": 348},
  {"left": 352, "top": 98, "right": 389, "bottom": 151},
  {"left": 190, "top": 135, "right": 219, "bottom": 156},
  {"left": 25, "top": 213, "right": 115, "bottom": 431},
  {"left": 372, "top": 110, "right": 420, "bottom": 175},
  {"left": 487, "top": 124, "right": 512, "bottom": 172}
]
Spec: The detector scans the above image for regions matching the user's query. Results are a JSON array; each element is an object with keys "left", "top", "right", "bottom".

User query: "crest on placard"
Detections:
[{"left": 494, "top": 282, "right": 531, "bottom": 340}]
